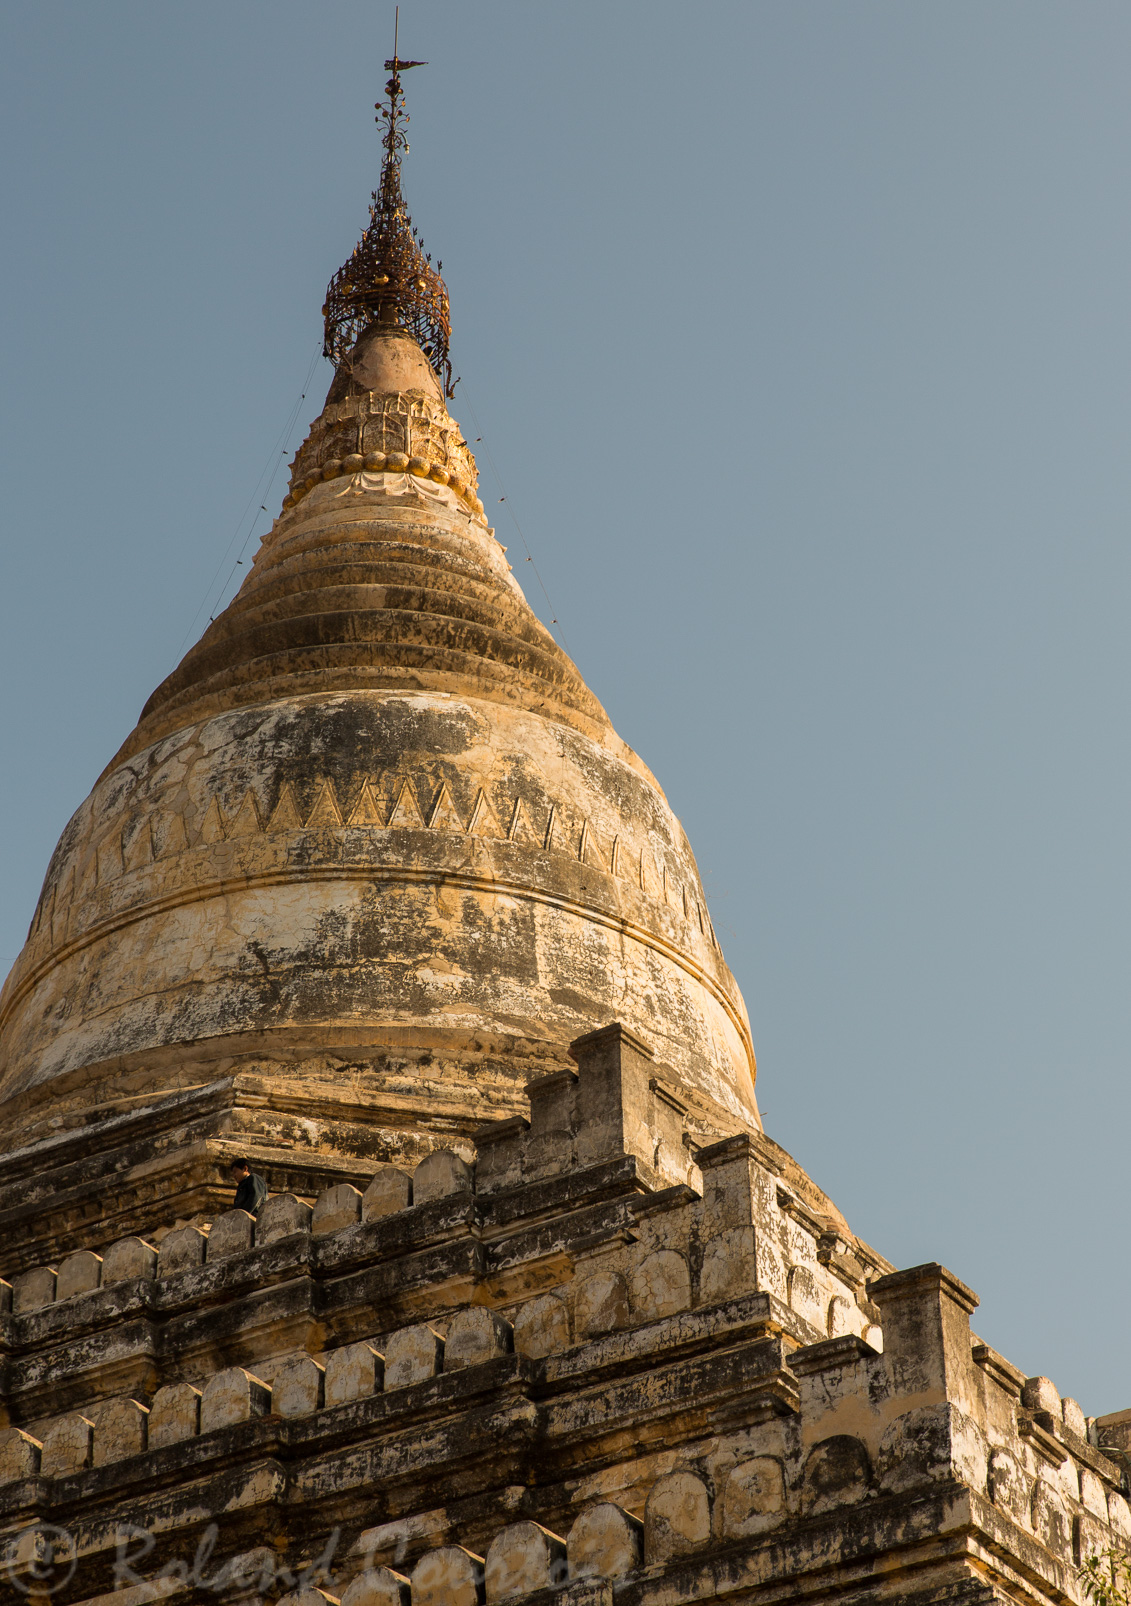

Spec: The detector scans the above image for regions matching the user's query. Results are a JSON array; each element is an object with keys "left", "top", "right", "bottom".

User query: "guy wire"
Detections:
[
  {"left": 459, "top": 386, "right": 572, "bottom": 657},
  {"left": 173, "top": 343, "right": 324, "bottom": 667}
]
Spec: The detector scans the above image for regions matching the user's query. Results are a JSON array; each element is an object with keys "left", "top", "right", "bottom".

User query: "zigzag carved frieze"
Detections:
[{"left": 38, "top": 776, "right": 719, "bottom": 952}]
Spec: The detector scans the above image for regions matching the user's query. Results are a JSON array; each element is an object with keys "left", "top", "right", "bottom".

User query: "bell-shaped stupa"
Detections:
[
  {"left": 1, "top": 53, "right": 1124, "bottom": 1606},
  {"left": 0, "top": 58, "right": 758, "bottom": 1190}
]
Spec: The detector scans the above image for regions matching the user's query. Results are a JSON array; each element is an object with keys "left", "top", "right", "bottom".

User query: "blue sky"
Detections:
[{"left": 3, "top": 2, "right": 1131, "bottom": 1412}]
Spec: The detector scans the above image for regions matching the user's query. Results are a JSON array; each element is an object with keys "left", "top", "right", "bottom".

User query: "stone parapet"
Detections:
[{"left": 0, "top": 1023, "right": 1124, "bottom": 1606}]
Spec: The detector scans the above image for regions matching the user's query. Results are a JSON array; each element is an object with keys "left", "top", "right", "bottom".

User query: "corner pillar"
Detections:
[
  {"left": 569, "top": 1023, "right": 657, "bottom": 1173},
  {"left": 869, "top": 1262, "right": 980, "bottom": 1414}
]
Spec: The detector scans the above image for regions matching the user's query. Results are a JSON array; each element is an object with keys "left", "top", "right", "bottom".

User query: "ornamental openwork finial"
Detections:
[{"left": 322, "top": 20, "right": 454, "bottom": 396}]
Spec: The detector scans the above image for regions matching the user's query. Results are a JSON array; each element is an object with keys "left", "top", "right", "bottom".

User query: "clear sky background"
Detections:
[{"left": 2, "top": 2, "right": 1130, "bottom": 1412}]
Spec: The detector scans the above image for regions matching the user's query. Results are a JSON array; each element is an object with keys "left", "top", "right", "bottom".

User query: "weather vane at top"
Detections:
[
  {"left": 386, "top": 5, "right": 427, "bottom": 76},
  {"left": 380, "top": 7, "right": 427, "bottom": 157}
]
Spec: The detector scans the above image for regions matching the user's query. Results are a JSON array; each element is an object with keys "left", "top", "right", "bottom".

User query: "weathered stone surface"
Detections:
[
  {"left": 12, "top": 1265, "right": 56, "bottom": 1311},
  {"left": 102, "top": 1235, "right": 157, "bottom": 1283},
  {"left": 988, "top": 1445, "right": 1029, "bottom": 1522},
  {"left": 698, "top": 1227, "right": 756, "bottom": 1304},
  {"left": 56, "top": 1249, "right": 102, "bottom": 1300},
  {"left": 1023, "top": 1376, "right": 1061, "bottom": 1416},
  {"left": 93, "top": 1397, "right": 148, "bottom": 1464},
  {"left": 568, "top": 1024, "right": 703, "bottom": 1191},
  {"left": 801, "top": 1436, "right": 872, "bottom": 1514},
  {"left": 258, "top": 1192, "right": 313, "bottom": 1242},
  {"left": 1062, "top": 1396, "right": 1087, "bottom": 1437},
  {"left": 720, "top": 1458, "right": 787, "bottom": 1537},
  {"left": 445, "top": 1307, "right": 512, "bottom": 1370},
  {"left": 566, "top": 1504, "right": 642, "bottom": 1580},
  {"left": 341, "top": 1567, "right": 411, "bottom": 1606},
  {"left": 207, "top": 1208, "right": 255, "bottom": 1259},
  {"left": 513, "top": 1294, "right": 571, "bottom": 1359},
  {"left": 411, "top": 1546, "right": 484, "bottom": 1606},
  {"left": 573, "top": 1268, "right": 629, "bottom": 1337},
  {"left": 313, "top": 1183, "right": 362, "bottom": 1236},
  {"left": 221, "top": 1549, "right": 280, "bottom": 1599},
  {"left": 1080, "top": 1467, "right": 1108, "bottom": 1518},
  {"left": 158, "top": 1224, "right": 207, "bottom": 1275},
  {"left": 645, "top": 1472, "right": 712, "bottom": 1562},
  {"left": 384, "top": 1324, "right": 444, "bottom": 1390},
  {"left": 274, "top": 1353, "right": 325, "bottom": 1417},
  {"left": 485, "top": 1521, "right": 567, "bottom": 1601},
  {"left": 1110, "top": 1491, "right": 1131, "bottom": 1539},
  {"left": 787, "top": 1263, "right": 825, "bottom": 1328},
  {"left": 1096, "top": 1407, "right": 1131, "bottom": 1455},
  {"left": 325, "top": 1342, "right": 383, "bottom": 1406},
  {"left": 827, "top": 1294, "right": 854, "bottom": 1337},
  {"left": 200, "top": 1367, "right": 271, "bottom": 1431},
  {"left": 148, "top": 1382, "right": 201, "bottom": 1448},
  {"left": 1032, "top": 1478, "right": 1072, "bottom": 1558},
  {"left": 413, "top": 1149, "right": 473, "bottom": 1204},
  {"left": 277, "top": 1590, "right": 339, "bottom": 1606},
  {"left": 630, "top": 1249, "right": 690, "bottom": 1320},
  {"left": 40, "top": 1413, "right": 94, "bottom": 1476},
  {"left": 363, "top": 1166, "right": 413, "bottom": 1220},
  {"left": 876, "top": 1406, "right": 953, "bottom": 1494},
  {"left": 0, "top": 1427, "right": 42, "bottom": 1484},
  {"left": 8, "top": 1522, "right": 78, "bottom": 1584},
  {"left": 0, "top": 1068, "right": 1118, "bottom": 1606}
]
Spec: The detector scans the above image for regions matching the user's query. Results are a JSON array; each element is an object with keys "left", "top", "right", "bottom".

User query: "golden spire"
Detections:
[{"left": 322, "top": 19, "right": 454, "bottom": 396}]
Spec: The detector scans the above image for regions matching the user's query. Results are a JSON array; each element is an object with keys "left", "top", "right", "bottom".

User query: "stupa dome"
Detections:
[{"left": 0, "top": 72, "right": 759, "bottom": 1164}]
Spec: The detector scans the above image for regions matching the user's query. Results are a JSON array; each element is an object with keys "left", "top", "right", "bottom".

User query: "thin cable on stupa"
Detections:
[
  {"left": 173, "top": 342, "right": 323, "bottom": 662},
  {"left": 207, "top": 344, "right": 325, "bottom": 607},
  {"left": 460, "top": 384, "right": 573, "bottom": 655},
  {"left": 323, "top": 18, "right": 454, "bottom": 396}
]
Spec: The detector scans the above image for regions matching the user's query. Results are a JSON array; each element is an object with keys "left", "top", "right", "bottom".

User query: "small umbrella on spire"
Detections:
[{"left": 322, "top": 16, "right": 453, "bottom": 395}]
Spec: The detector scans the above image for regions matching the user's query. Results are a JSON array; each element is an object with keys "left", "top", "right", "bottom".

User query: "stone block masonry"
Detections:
[{"left": 0, "top": 1023, "right": 1125, "bottom": 1606}]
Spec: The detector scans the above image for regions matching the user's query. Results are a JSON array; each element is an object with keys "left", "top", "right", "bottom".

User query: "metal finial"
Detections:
[{"left": 322, "top": 14, "right": 452, "bottom": 395}]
